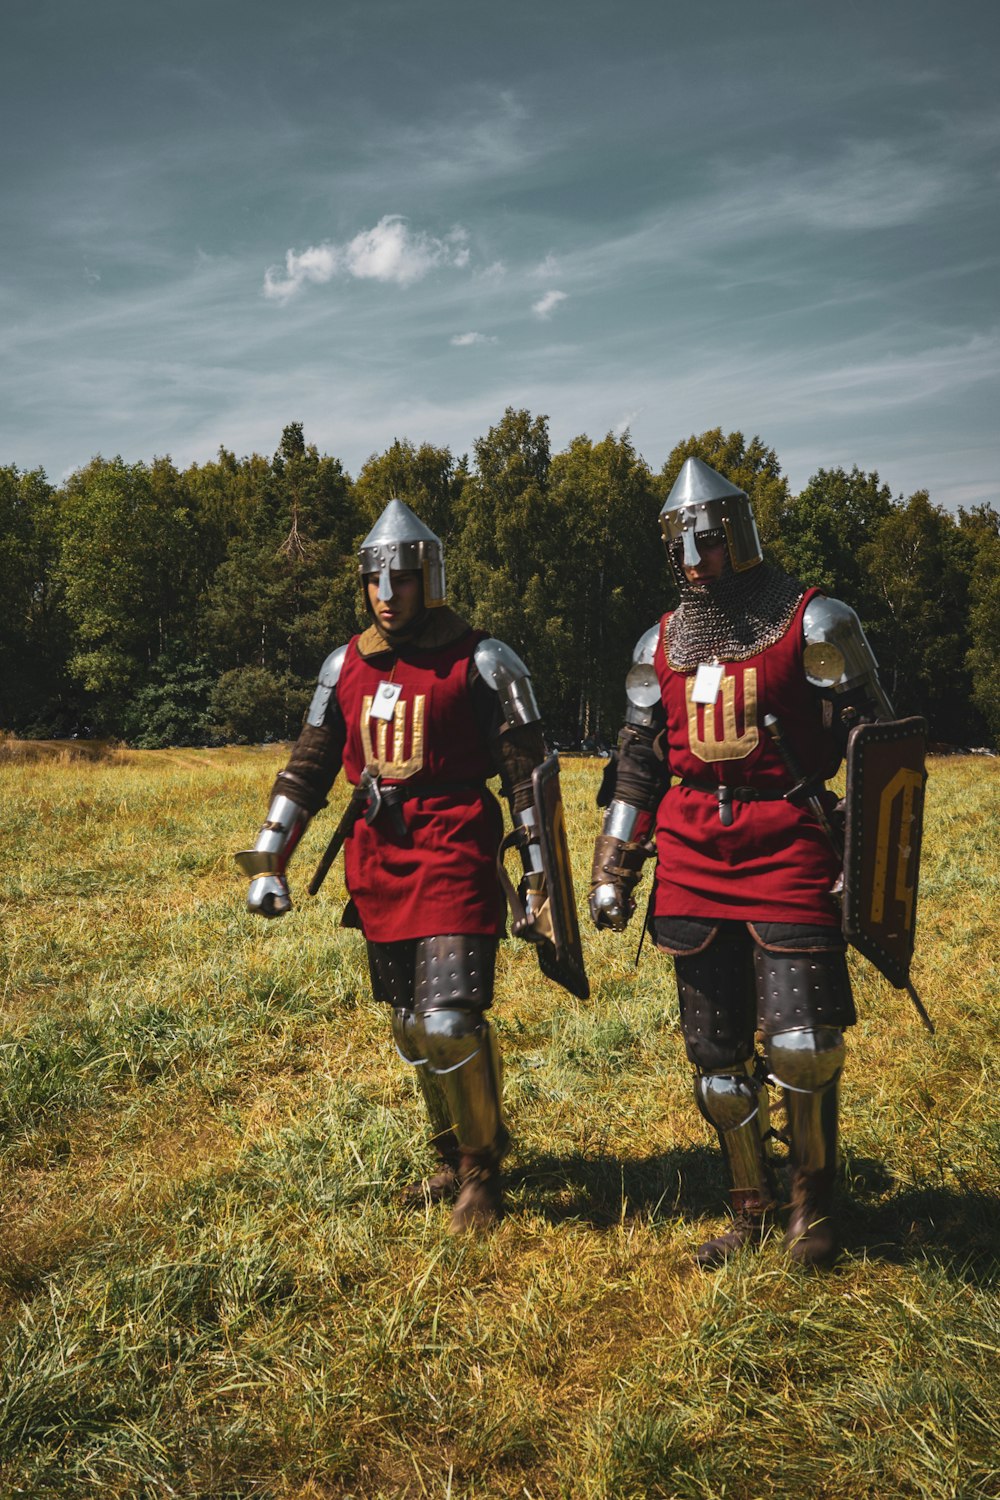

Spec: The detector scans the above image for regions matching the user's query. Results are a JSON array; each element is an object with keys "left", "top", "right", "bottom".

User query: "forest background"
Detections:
[{"left": 3, "top": 413, "right": 999, "bottom": 750}]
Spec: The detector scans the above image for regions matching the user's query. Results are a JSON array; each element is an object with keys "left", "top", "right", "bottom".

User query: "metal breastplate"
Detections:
[{"left": 666, "top": 564, "right": 805, "bottom": 670}]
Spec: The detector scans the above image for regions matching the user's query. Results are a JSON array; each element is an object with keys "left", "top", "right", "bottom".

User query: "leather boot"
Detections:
[
  {"left": 785, "top": 1166, "right": 837, "bottom": 1266},
  {"left": 448, "top": 1143, "right": 505, "bottom": 1234},
  {"left": 400, "top": 1130, "right": 461, "bottom": 1209},
  {"left": 694, "top": 1188, "right": 773, "bottom": 1269}
]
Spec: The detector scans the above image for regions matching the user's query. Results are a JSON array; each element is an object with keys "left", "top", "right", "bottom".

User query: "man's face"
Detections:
[
  {"left": 681, "top": 531, "right": 728, "bottom": 585},
  {"left": 366, "top": 570, "right": 423, "bottom": 633}
]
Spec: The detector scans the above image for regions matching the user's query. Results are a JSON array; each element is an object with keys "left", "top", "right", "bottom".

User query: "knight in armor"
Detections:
[
  {"left": 237, "top": 499, "right": 566, "bottom": 1233},
  {"left": 590, "top": 457, "right": 896, "bottom": 1268}
]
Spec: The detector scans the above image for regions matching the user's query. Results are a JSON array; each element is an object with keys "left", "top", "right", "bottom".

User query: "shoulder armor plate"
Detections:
[
  {"left": 802, "top": 595, "right": 893, "bottom": 715},
  {"left": 474, "top": 637, "right": 541, "bottom": 727},
  {"left": 625, "top": 622, "right": 663, "bottom": 720},
  {"left": 306, "top": 643, "right": 349, "bottom": 726},
  {"left": 631, "top": 622, "right": 660, "bottom": 666}
]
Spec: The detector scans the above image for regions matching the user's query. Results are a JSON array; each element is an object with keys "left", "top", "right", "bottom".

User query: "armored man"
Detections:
[
  {"left": 237, "top": 500, "right": 583, "bottom": 1233},
  {"left": 590, "top": 458, "right": 899, "bottom": 1268}
]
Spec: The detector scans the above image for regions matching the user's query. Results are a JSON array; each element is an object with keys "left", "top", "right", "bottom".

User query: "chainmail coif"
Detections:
[{"left": 666, "top": 560, "right": 806, "bottom": 671}]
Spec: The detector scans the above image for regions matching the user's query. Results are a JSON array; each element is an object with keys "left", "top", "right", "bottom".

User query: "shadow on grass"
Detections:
[
  {"left": 508, "top": 1145, "right": 1000, "bottom": 1281},
  {"left": 508, "top": 1143, "right": 726, "bottom": 1227}
]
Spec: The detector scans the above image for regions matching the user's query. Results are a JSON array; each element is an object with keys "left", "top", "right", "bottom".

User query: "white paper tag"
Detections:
[
  {"left": 370, "top": 681, "right": 403, "bottom": 721},
  {"left": 692, "top": 662, "right": 724, "bottom": 705}
]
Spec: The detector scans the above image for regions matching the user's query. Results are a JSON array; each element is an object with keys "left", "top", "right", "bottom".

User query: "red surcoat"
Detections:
[
  {"left": 336, "top": 629, "right": 505, "bottom": 943},
  {"left": 651, "top": 589, "right": 842, "bottom": 925}
]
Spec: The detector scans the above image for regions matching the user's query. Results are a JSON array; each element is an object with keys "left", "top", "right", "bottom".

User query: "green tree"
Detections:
[
  {"left": 960, "top": 504, "right": 1000, "bottom": 746},
  {"left": 859, "top": 491, "right": 979, "bottom": 741},
  {"left": 196, "top": 425, "right": 362, "bottom": 741},
  {"left": 448, "top": 409, "right": 569, "bottom": 726},
  {"left": 56, "top": 457, "right": 195, "bottom": 731},
  {"left": 779, "top": 467, "right": 895, "bottom": 628},
  {"left": 352, "top": 438, "right": 466, "bottom": 542},
  {"left": 0, "top": 465, "right": 72, "bottom": 733},
  {"left": 548, "top": 431, "right": 663, "bottom": 741}
]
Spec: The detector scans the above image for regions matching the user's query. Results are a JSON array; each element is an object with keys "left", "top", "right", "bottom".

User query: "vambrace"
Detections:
[
  {"left": 766, "top": 1027, "right": 844, "bottom": 1175},
  {"left": 237, "top": 793, "right": 310, "bottom": 917},
  {"left": 695, "top": 1063, "right": 776, "bottom": 1201},
  {"left": 590, "top": 800, "right": 655, "bottom": 931},
  {"left": 590, "top": 720, "right": 664, "bottom": 930}
]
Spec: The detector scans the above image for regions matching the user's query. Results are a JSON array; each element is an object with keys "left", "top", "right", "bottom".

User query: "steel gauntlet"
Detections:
[
  {"left": 234, "top": 793, "right": 310, "bottom": 918},
  {"left": 589, "top": 801, "right": 654, "bottom": 930}
]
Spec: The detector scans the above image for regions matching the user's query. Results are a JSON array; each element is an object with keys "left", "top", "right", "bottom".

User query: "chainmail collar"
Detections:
[{"left": 666, "top": 563, "right": 806, "bottom": 671}]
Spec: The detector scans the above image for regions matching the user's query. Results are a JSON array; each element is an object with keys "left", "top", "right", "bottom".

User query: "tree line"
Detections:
[{"left": 2, "top": 413, "right": 999, "bottom": 749}]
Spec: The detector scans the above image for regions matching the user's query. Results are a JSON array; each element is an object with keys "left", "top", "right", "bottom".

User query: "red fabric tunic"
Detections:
[
  {"left": 652, "top": 589, "right": 842, "bottom": 925},
  {"left": 336, "top": 629, "right": 505, "bottom": 943}
]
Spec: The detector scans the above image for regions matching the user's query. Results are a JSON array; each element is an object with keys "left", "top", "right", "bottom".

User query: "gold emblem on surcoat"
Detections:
[
  {"left": 686, "top": 669, "right": 759, "bottom": 763},
  {"left": 361, "top": 693, "right": 426, "bottom": 778}
]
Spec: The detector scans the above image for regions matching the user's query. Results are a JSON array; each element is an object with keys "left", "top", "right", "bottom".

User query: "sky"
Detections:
[{"left": 3, "top": 0, "right": 998, "bottom": 508}]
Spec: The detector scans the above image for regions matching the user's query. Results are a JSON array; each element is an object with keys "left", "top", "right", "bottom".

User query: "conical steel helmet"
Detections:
[
  {"left": 358, "top": 497, "right": 446, "bottom": 607},
  {"left": 659, "top": 457, "right": 762, "bottom": 575}
]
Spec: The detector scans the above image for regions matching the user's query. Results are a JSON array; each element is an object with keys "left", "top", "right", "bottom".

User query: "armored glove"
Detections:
[
  {"left": 247, "top": 873, "right": 293, "bottom": 918},
  {"left": 235, "top": 793, "right": 310, "bottom": 919},
  {"left": 589, "top": 833, "right": 652, "bottom": 930}
]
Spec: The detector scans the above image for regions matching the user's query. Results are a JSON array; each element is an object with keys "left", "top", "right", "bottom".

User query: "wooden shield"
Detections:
[{"left": 842, "top": 717, "right": 927, "bottom": 989}]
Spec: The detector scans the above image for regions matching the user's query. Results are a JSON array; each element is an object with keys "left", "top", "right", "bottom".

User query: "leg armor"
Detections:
[
  {"left": 657, "top": 918, "right": 774, "bottom": 1264},
  {"left": 368, "top": 939, "right": 454, "bottom": 1147},
  {"left": 766, "top": 1026, "right": 845, "bottom": 1265},
  {"left": 752, "top": 926, "right": 852, "bottom": 1178},
  {"left": 765, "top": 1027, "right": 845, "bottom": 1177},
  {"left": 389, "top": 1006, "right": 453, "bottom": 1143},
  {"left": 694, "top": 1062, "right": 775, "bottom": 1197},
  {"left": 420, "top": 1008, "right": 505, "bottom": 1154},
  {"left": 415, "top": 935, "right": 505, "bottom": 1157},
  {"left": 658, "top": 917, "right": 757, "bottom": 1072}
]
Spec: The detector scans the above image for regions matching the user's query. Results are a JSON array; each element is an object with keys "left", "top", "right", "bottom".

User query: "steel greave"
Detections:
[
  {"left": 422, "top": 1009, "right": 504, "bottom": 1154},
  {"left": 766, "top": 1028, "right": 844, "bottom": 1175},
  {"left": 695, "top": 1062, "right": 774, "bottom": 1197},
  {"left": 390, "top": 1007, "right": 453, "bottom": 1142}
]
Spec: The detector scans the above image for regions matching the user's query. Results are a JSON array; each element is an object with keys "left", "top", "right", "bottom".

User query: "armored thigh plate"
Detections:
[
  {"left": 752, "top": 937, "right": 855, "bottom": 1037},
  {"left": 414, "top": 935, "right": 497, "bottom": 1013},
  {"left": 367, "top": 940, "right": 418, "bottom": 1009},
  {"left": 668, "top": 923, "right": 757, "bottom": 1071}
]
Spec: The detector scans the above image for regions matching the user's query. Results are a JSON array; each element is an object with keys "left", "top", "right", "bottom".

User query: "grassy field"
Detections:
[{"left": 1, "top": 741, "right": 997, "bottom": 1499}]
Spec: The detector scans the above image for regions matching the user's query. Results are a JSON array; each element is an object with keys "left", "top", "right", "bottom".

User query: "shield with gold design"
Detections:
[
  {"left": 842, "top": 717, "right": 927, "bottom": 989},
  {"left": 532, "top": 754, "right": 590, "bottom": 999}
]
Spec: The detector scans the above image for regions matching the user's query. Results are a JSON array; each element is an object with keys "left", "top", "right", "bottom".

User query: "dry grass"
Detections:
[{"left": 0, "top": 749, "right": 997, "bottom": 1498}]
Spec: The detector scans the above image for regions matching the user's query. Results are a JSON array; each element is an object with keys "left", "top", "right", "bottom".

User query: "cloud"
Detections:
[
  {"left": 532, "top": 289, "right": 568, "bottom": 319},
  {"left": 531, "top": 254, "right": 560, "bottom": 280},
  {"left": 613, "top": 409, "right": 642, "bottom": 437},
  {"left": 263, "top": 216, "right": 470, "bottom": 300},
  {"left": 450, "top": 331, "right": 497, "bottom": 346}
]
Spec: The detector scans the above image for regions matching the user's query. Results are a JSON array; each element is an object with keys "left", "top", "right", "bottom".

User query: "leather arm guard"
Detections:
[
  {"left": 590, "top": 803, "right": 655, "bottom": 931},
  {"left": 590, "top": 709, "right": 665, "bottom": 929}
]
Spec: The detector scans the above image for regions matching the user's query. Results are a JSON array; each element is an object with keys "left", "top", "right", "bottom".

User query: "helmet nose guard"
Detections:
[
  {"left": 358, "top": 497, "right": 446, "bottom": 607},
  {"left": 659, "top": 457, "right": 763, "bottom": 577}
]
